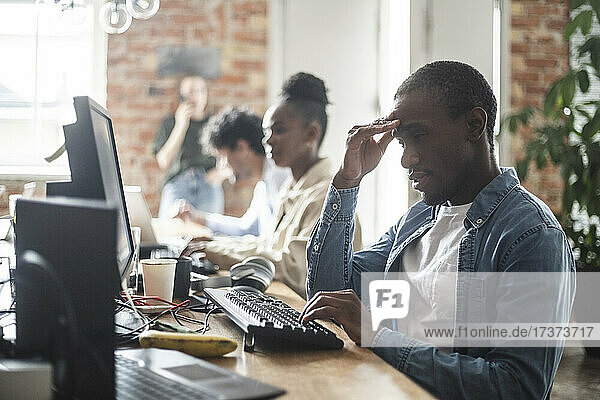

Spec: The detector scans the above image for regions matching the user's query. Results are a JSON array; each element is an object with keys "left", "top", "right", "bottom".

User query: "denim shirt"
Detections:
[{"left": 306, "top": 168, "right": 575, "bottom": 399}]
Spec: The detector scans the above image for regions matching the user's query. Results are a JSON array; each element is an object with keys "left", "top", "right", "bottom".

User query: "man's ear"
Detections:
[{"left": 466, "top": 107, "right": 488, "bottom": 143}]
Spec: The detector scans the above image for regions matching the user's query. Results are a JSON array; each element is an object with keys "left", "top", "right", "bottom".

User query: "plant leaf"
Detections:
[
  {"left": 577, "top": 69, "right": 591, "bottom": 92},
  {"left": 562, "top": 74, "right": 577, "bottom": 106},
  {"left": 567, "top": 10, "right": 594, "bottom": 39},
  {"left": 516, "top": 159, "right": 530, "bottom": 181},
  {"left": 519, "top": 106, "right": 535, "bottom": 124},
  {"left": 575, "top": 105, "right": 592, "bottom": 119},
  {"left": 581, "top": 10, "right": 594, "bottom": 35},
  {"left": 509, "top": 116, "right": 517, "bottom": 133},
  {"left": 577, "top": 36, "right": 600, "bottom": 59},
  {"left": 582, "top": 107, "right": 600, "bottom": 139},
  {"left": 571, "top": 0, "right": 587, "bottom": 10},
  {"left": 588, "top": 40, "right": 600, "bottom": 71},
  {"left": 590, "top": 0, "right": 600, "bottom": 23},
  {"left": 566, "top": 20, "right": 579, "bottom": 40},
  {"left": 544, "top": 80, "right": 562, "bottom": 116}
]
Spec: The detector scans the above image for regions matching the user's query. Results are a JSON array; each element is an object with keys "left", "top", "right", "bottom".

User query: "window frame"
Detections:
[{"left": 0, "top": 0, "right": 107, "bottom": 181}]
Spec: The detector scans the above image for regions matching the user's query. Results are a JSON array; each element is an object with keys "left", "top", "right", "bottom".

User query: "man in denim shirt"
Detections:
[{"left": 300, "top": 61, "right": 575, "bottom": 399}]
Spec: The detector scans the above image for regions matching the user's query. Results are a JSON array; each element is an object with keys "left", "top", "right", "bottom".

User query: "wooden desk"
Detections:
[{"left": 173, "top": 282, "right": 432, "bottom": 399}]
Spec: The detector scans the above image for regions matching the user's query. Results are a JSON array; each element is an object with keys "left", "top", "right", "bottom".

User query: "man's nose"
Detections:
[{"left": 400, "top": 146, "right": 420, "bottom": 170}]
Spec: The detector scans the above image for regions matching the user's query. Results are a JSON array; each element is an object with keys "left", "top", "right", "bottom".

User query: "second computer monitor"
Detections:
[{"left": 49, "top": 96, "right": 134, "bottom": 282}]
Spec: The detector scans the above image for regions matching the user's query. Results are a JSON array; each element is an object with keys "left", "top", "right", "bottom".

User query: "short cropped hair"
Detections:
[
  {"left": 395, "top": 61, "right": 497, "bottom": 152},
  {"left": 204, "top": 107, "right": 265, "bottom": 156}
]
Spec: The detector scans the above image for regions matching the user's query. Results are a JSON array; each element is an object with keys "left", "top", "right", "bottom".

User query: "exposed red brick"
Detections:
[
  {"left": 233, "top": 31, "right": 266, "bottom": 44},
  {"left": 512, "top": 43, "right": 531, "bottom": 54},
  {"left": 512, "top": 72, "right": 540, "bottom": 82},
  {"left": 525, "top": 86, "right": 550, "bottom": 95},
  {"left": 232, "top": 1, "right": 267, "bottom": 17},
  {"left": 512, "top": 16, "right": 542, "bottom": 28},
  {"left": 510, "top": 0, "right": 570, "bottom": 213},
  {"left": 524, "top": 58, "right": 558, "bottom": 68},
  {"left": 546, "top": 19, "right": 567, "bottom": 30},
  {"left": 231, "top": 60, "right": 265, "bottom": 71},
  {"left": 170, "top": 15, "right": 211, "bottom": 25},
  {"left": 105, "top": 0, "right": 268, "bottom": 215},
  {"left": 218, "top": 74, "right": 247, "bottom": 84}
]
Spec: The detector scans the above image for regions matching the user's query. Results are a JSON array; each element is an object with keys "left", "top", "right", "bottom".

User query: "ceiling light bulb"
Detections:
[
  {"left": 99, "top": 1, "right": 132, "bottom": 34},
  {"left": 125, "top": 0, "right": 159, "bottom": 20}
]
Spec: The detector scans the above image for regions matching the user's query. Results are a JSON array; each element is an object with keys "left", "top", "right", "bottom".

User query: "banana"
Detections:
[{"left": 138, "top": 330, "right": 237, "bottom": 358}]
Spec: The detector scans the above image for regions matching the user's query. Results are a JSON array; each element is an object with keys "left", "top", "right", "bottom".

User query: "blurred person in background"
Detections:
[
  {"left": 184, "top": 72, "right": 362, "bottom": 297},
  {"left": 153, "top": 75, "right": 223, "bottom": 217},
  {"left": 177, "top": 106, "right": 290, "bottom": 236}
]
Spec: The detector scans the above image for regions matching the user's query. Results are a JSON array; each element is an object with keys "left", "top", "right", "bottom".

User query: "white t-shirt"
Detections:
[{"left": 400, "top": 202, "right": 471, "bottom": 341}]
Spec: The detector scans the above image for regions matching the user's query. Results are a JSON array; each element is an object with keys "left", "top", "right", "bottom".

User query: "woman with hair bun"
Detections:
[{"left": 193, "top": 72, "right": 362, "bottom": 297}]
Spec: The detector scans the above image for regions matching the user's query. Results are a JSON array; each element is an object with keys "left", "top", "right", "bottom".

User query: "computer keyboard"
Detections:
[
  {"left": 203, "top": 288, "right": 344, "bottom": 352},
  {"left": 115, "top": 354, "right": 211, "bottom": 400}
]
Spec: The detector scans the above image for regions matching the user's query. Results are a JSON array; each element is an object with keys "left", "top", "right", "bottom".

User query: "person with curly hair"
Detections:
[{"left": 177, "top": 107, "right": 290, "bottom": 237}]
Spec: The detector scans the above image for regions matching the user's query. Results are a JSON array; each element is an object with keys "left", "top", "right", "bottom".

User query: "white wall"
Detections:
[
  {"left": 410, "top": 0, "right": 495, "bottom": 83},
  {"left": 268, "top": 0, "right": 380, "bottom": 167},
  {"left": 267, "top": 0, "right": 501, "bottom": 243},
  {"left": 267, "top": 0, "right": 383, "bottom": 243}
]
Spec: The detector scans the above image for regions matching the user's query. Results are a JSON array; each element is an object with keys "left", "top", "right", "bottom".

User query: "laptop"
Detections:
[
  {"left": 115, "top": 348, "right": 284, "bottom": 400},
  {"left": 124, "top": 185, "right": 211, "bottom": 247},
  {"left": 124, "top": 185, "right": 159, "bottom": 244}
]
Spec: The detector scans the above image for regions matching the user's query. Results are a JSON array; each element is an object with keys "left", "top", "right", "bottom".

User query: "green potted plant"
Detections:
[{"left": 501, "top": 0, "right": 600, "bottom": 356}]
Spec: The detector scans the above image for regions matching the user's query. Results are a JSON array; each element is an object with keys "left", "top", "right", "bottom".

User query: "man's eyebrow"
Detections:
[{"left": 392, "top": 122, "right": 428, "bottom": 136}]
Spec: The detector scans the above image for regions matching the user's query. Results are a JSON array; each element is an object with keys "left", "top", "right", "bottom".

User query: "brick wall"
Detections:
[
  {"left": 0, "top": 1, "right": 572, "bottom": 218},
  {"left": 106, "top": 0, "right": 268, "bottom": 215},
  {"left": 510, "top": 0, "right": 570, "bottom": 214}
]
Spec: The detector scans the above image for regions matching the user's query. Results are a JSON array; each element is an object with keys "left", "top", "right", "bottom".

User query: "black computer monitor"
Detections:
[{"left": 47, "top": 96, "right": 134, "bottom": 282}]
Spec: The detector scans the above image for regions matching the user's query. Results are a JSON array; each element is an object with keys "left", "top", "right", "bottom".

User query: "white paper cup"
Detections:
[{"left": 140, "top": 258, "right": 177, "bottom": 303}]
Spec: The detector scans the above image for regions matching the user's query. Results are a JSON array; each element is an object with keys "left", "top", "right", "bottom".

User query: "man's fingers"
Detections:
[
  {"left": 303, "top": 289, "right": 357, "bottom": 314},
  {"left": 376, "top": 131, "right": 395, "bottom": 152},
  {"left": 301, "top": 290, "right": 338, "bottom": 317},
  {"left": 301, "top": 306, "right": 340, "bottom": 323},
  {"left": 347, "top": 118, "right": 400, "bottom": 135},
  {"left": 348, "top": 119, "right": 400, "bottom": 144},
  {"left": 300, "top": 291, "right": 355, "bottom": 321}
]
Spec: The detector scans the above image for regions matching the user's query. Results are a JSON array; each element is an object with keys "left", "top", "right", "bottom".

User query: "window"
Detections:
[{"left": 0, "top": 0, "right": 106, "bottom": 178}]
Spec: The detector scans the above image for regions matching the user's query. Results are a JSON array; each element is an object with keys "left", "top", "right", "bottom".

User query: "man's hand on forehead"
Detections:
[{"left": 333, "top": 117, "right": 401, "bottom": 189}]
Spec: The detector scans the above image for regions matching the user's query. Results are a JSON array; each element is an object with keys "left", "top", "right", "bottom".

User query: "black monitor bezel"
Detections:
[{"left": 83, "top": 97, "right": 135, "bottom": 282}]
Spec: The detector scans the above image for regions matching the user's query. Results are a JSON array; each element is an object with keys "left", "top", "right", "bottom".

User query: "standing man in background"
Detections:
[{"left": 153, "top": 75, "right": 222, "bottom": 217}]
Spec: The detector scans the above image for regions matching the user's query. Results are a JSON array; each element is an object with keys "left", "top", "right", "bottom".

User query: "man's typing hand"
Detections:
[
  {"left": 299, "top": 289, "right": 378, "bottom": 346},
  {"left": 333, "top": 118, "right": 400, "bottom": 189}
]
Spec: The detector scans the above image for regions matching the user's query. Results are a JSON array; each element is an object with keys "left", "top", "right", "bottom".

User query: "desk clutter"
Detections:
[
  {"left": 0, "top": 96, "right": 365, "bottom": 400},
  {"left": 0, "top": 97, "right": 291, "bottom": 399},
  {"left": 5, "top": 195, "right": 351, "bottom": 399},
  {"left": 8, "top": 196, "right": 286, "bottom": 399}
]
